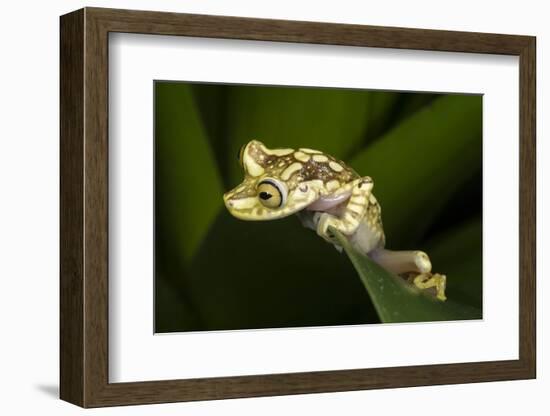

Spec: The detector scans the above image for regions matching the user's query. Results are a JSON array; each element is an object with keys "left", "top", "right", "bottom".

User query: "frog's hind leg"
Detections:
[
  {"left": 369, "top": 249, "right": 432, "bottom": 274},
  {"left": 369, "top": 248, "right": 447, "bottom": 301}
]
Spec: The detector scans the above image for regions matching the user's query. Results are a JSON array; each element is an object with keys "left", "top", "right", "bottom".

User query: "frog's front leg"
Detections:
[
  {"left": 315, "top": 177, "right": 373, "bottom": 242},
  {"left": 369, "top": 248, "right": 447, "bottom": 301}
]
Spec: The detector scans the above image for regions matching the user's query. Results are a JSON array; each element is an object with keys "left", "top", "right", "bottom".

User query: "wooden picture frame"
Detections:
[{"left": 60, "top": 7, "right": 536, "bottom": 408}]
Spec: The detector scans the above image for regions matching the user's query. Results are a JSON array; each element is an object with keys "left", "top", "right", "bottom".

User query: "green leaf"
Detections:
[
  {"left": 350, "top": 92, "right": 439, "bottom": 155},
  {"left": 332, "top": 228, "right": 481, "bottom": 323},
  {"left": 390, "top": 93, "right": 438, "bottom": 124},
  {"left": 155, "top": 82, "right": 224, "bottom": 263},
  {"left": 352, "top": 91, "right": 400, "bottom": 149},
  {"left": 349, "top": 94, "right": 482, "bottom": 248},
  {"left": 190, "top": 84, "right": 232, "bottom": 188}
]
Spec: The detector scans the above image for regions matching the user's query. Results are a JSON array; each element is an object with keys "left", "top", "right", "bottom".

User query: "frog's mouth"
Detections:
[
  {"left": 223, "top": 194, "right": 288, "bottom": 221},
  {"left": 224, "top": 189, "right": 321, "bottom": 222},
  {"left": 225, "top": 176, "right": 336, "bottom": 222},
  {"left": 223, "top": 193, "right": 256, "bottom": 213}
]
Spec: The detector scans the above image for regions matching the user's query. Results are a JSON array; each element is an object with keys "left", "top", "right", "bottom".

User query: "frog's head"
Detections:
[{"left": 223, "top": 140, "right": 323, "bottom": 221}]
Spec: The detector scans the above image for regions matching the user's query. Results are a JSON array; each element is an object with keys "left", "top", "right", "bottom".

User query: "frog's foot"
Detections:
[
  {"left": 314, "top": 210, "right": 362, "bottom": 245},
  {"left": 409, "top": 273, "right": 447, "bottom": 301},
  {"left": 369, "top": 248, "right": 447, "bottom": 301},
  {"left": 313, "top": 177, "right": 373, "bottom": 243},
  {"left": 314, "top": 212, "right": 341, "bottom": 242}
]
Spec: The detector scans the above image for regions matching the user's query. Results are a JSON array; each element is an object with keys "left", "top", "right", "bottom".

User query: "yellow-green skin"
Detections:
[
  {"left": 224, "top": 140, "right": 447, "bottom": 301},
  {"left": 224, "top": 140, "right": 384, "bottom": 244}
]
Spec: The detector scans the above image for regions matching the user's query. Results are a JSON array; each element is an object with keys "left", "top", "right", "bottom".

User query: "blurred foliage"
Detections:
[
  {"left": 155, "top": 83, "right": 223, "bottom": 264},
  {"left": 154, "top": 81, "right": 483, "bottom": 332},
  {"left": 350, "top": 94, "right": 482, "bottom": 248}
]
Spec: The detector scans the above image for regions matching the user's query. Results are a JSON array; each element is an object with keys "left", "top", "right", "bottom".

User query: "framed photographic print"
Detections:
[{"left": 60, "top": 7, "right": 536, "bottom": 408}]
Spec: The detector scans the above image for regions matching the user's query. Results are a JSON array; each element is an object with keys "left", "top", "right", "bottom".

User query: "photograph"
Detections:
[
  {"left": 53, "top": 4, "right": 537, "bottom": 410},
  {"left": 154, "top": 81, "right": 483, "bottom": 333}
]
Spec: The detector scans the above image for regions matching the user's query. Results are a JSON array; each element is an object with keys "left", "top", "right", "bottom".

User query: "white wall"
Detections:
[{"left": 0, "top": 0, "right": 545, "bottom": 414}]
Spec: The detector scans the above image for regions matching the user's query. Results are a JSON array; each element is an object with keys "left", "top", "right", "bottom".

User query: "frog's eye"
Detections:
[
  {"left": 257, "top": 179, "right": 287, "bottom": 209},
  {"left": 238, "top": 145, "right": 246, "bottom": 167}
]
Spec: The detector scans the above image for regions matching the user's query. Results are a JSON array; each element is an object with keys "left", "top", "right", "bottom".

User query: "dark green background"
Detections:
[{"left": 154, "top": 81, "right": 483, "bottom": 333}]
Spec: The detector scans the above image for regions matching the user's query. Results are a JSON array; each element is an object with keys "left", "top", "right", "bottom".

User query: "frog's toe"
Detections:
[
  {"left": 315, "top": 213, "right": 338, "bottom": 242},
  {"left": 312, "top": 212, "right": 323, "bottom": 226},
  {"left": 411, "top": 272, "right": 447, "bottom": 301}
]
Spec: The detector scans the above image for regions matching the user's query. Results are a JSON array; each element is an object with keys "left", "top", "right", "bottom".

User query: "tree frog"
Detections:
[{"left": 223, "top": 140, "right": 447, "bottom": 301}]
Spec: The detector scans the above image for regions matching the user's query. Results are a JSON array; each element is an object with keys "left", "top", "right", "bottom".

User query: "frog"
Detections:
[{"left": 223, "top": 140, "right": 447, "bottom": 301}]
